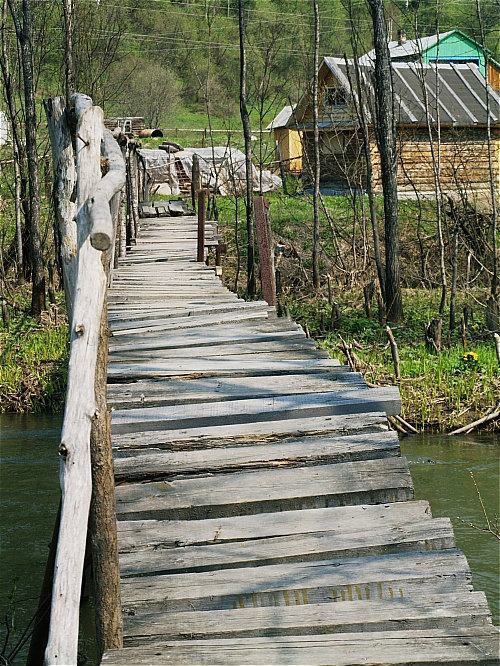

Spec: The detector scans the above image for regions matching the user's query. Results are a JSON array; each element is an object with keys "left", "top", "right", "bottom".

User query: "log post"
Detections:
[
  {"left": 45, "top": 101, "right": 104, "bottom": 666},
  {"left": 197, "top": 188, "right": 208, "bottom": 263},
  {"left": 89, "top": 292, "right": 123, "bottom": 659},
  {"left": 191, "top": 153, "right": 201, "bottom": 211},
  {"left": 254, "top": 196, "right": 276, "bottom": 306}
]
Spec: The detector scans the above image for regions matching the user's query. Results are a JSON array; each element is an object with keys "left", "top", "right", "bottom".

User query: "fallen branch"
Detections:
[
  {"left": 393, "top": 414, "right": 419, "bottom": 434},
  {"left": 388, "top": 415, "right": 407, "bottom": 433},
  {"left": 385, "top": 325, "right": 401, "bottom": 383},
  {"left": 449, "top": 401, "right": 500, "bottom": 435}
]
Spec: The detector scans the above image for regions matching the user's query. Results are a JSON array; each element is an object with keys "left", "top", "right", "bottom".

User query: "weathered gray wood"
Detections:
[
  {"left": 122, "top": 591, "right": 492, "bottom": 643},
  {"left": 114, "top": 457, "right": 413, "bottom": 520},
  {"left": 109, "top": 310, "right": 272, "bottom": 336},
  {"left": 106, "top": 373, "right": 366, "bottom": 409},
  {"left": 110, "top": 387, "right": 401, "bottom": 434},
  {"left": 44, "top": 96, "right": 77, "bottom": 321},
  {"left": 102, "top": 627, "right": 500, "bottom": 665},
  {"left": 107, "top": 358, "right": 341, "bottom": 379},
  {"left": 88, "top": 129, "right": 125, "bottom": 251},
  {"left": 111, "top": 412, "right": 390, "bottom": 450},
  {"left": 118, "top": 518, "right": 457, "bottom": 579},
  {"left": 108, "top": 302, "right": 279, "bottom": 332},
  {"left": 109, "top": 343, "right": 329, "bottom": 363},
  {"left": 46, "top": 102, "right": 104, "bottom": 666},
  {"left": 119, "top": 550, "right": 470, "bottom": 609},
  {"left": 117, "top": 500, "right": 433, "bottom": 552},
  {"left": 108, "top": 323, "right": 306, "bottom": 353},
  {"left": 113, "top": 431, "right": 400, "bottom": 481}
]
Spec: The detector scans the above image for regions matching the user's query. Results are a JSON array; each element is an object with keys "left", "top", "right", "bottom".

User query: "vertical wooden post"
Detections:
[
  {"left": 197, "top": 188, "right": 208, "bottom": 263},
  {"left": 254, "top": 196, "right": 276, "bottom": 306},
  {"left": 191, "top": 153, "right": 201, "bottom": 211},
  {"left": 89, "top": 291, "right": 123, "bottom": 659}
]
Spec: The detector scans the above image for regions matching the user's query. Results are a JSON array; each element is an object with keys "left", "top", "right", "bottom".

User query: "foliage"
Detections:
[{"left": 0, "top": 303, "right": 68, "bottom": 413}]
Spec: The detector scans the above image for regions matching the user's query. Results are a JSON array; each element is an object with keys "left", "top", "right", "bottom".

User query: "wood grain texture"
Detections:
[{"left": 100, "top": 207, "right": 499, "bottom": 664}]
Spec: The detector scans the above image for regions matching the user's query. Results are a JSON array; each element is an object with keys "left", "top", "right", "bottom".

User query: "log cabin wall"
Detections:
[
  {"left": 302, "top": 124, "right": 499, "bottom": 199},
  {"left": 371, "top": 126, "right": 500, "bottom": 197}
]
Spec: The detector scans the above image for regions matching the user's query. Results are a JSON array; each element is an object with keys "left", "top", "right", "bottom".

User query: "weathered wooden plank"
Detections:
[
  {"left": 109, "top": 340, "right": 322, "bottom": 360},
  {"left": 108, "top": 322, "right": 307, "bottom": 353},
  {"left": 122, "top": 592, "right": 492, "bottom": 643},
  {"left": 114, "top": 457, "right": 413, "bottom": 520},
  {"left": 102, "top": 627, "right": 500, "bottom": 665},
  {"left": 106, "top": 373, "right": 365, "bottom": 409},
  {"left": 110, "top": 387, "right": 400, "bottom": 434},
  {"left": 109, "top": 310, "right": 273, "bottom": 336},
  {"left": 110, "top": 412, "right": 390, "bottom": 450},
  {"left": 118, "top": 518, "right": 457, "bottom": 578},
  {"left": 111, "top": 348, "right": 330, "bottom": 364},
  {"left": 107, "top": 358, "right": 342, "bottom": 379},
  {"left": 117, "top": 500, "right": 433, "bottom": 552},
  {"left": 113, "top": 430, "right": 400, "bottom": 481},
  {"left": 119, "top": 551, "right": 471, "bottom": 609}
]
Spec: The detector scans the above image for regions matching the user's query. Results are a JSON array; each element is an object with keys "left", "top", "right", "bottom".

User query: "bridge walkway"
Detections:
[{"left": 101, "top": 214, "right": 499, "bottom": 665}]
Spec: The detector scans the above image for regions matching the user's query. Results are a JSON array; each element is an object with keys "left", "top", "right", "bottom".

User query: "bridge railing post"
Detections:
[
  {"left": 197, "top": 188, "right": 209, "bottom": 262},
  {"left": 40, "top": 93, "right": 125, "bottom": 666}
]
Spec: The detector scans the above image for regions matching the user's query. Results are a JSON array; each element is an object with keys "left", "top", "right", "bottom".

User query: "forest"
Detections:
[{"left": 0, "top": 0, "right": 499, "bottom": 431}]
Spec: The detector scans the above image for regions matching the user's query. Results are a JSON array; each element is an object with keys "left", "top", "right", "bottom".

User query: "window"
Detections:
[
  {"left": 124, "top": 120, "right": 132, "bottom": 133},
  {"left": 324, "top": 86, "right": 348, "bottom": 107}
]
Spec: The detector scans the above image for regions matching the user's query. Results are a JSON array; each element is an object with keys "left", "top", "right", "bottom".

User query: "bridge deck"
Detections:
[{"left": 101, "top": 215, "right": 499, "bottom": 665}]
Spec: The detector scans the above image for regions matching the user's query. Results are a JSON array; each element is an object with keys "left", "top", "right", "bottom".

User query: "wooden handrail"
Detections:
[{"left": 43, "top": 93, "right": 125, "bottom": 666}]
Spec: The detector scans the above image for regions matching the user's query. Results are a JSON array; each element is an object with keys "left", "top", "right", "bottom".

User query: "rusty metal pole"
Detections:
[
  {"left": 254, "top": 196, "right": 276, "bottom": 306},
  {"left": 197, "top": 188, "right": 208, "bottom": 262}
]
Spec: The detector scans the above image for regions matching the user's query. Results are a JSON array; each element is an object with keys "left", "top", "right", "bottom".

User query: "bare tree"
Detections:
[
  {"left": 312, "top": 0, "right": 321, "bottom": 289},
  {"left": 475, "top": 0, "right": 498, "bottom": 303},
  {"left": 238, "top": 0, "right": 255, "bottom": 296},
  {"left": 62, "top": 0, "right": 74, "bottom": 106},
  {"left": 367, "top": 0, "right": 403, "bottom": 322},
  {"left": 7, "top": 0, "right": 45, "bottom": 317}
]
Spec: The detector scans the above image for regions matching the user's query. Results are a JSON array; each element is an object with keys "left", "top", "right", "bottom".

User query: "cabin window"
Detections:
[
  {"left": 324, "top": 86, "right": 347, "bottom": 107},
  {"left": 124, "top": 120, "right": 132, "bottom": 133}
]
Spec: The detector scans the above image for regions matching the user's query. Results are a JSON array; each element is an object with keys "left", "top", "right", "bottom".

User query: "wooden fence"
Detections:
[{"left": 37, "top": 93, "right": 137, "bottom": 666}]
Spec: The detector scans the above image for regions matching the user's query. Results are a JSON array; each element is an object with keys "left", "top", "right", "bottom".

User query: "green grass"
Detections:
[
  {"left": 280, "top": 291, "right": 499, "bottom": 433},
  {"left": 0, "top": 306, "right": 69, "bottom": 413}
]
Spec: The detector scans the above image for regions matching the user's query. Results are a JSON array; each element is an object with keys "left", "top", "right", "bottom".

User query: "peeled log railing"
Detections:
[{"left": 40, "top": 93, "right": 126, "bottom": 666}]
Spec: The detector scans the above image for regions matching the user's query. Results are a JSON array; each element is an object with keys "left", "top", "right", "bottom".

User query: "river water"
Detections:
[{"left": 0, "top": 415, "right": 498, "bottom": 664}]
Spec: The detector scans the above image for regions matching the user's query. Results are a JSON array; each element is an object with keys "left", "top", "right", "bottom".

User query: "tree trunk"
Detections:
[
  {"left": 7, "top": 0, "right": 45, "bottom": 317},
  {"left": 62, "top": 0, "right": 74, "bottom": 107},
  {"left": 312, "top": 0, "right": 320, "bottom": 289},
  {"left": 238, "top": 0, "right": 255, "bottom": 297},
  {"left": 368, "top": 0, "right": 403, "bottom": 322}
]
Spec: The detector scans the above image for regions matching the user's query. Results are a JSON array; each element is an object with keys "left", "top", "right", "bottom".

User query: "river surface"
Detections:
[{"left": 0, "top": 415, "right": 498, "bottom": 664}]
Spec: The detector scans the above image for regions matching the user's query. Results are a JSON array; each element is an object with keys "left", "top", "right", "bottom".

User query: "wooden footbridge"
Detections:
[{"left": 38, "top": 95, "right": 499, "bottom": 665}]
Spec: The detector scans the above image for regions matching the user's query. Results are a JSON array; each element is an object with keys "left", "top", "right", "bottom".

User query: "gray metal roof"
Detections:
[
  {"left": 359, "top": 31, "right": 453, "bottom": 65},
  {"left": 266, "top": 105, "right": 295, "bottom": 130},
  {"left": 322, "top": 57, "right": 500, "bottom": 126}
]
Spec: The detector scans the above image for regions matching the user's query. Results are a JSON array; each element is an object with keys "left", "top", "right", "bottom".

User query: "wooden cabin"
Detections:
[
  {"left": 266, "top": 106, "right": 303, "bottom": 173},
  {"left": 360, "top": 29, "right": 500, "bottom": 90},
  {"left": 104, "top": 116, "right": 145, "bottom": 136},
  {"left": 292, "top": 57, "right": 500, "bottom": 200}
]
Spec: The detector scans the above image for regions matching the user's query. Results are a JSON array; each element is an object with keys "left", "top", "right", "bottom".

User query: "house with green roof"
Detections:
[{"left": 360, "top": 29, "right": 500, "bottom": 88}]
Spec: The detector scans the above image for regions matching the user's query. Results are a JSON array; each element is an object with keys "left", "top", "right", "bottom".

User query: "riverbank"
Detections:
[
  {"left": 0, "top": 297, "right": 68, "bottom": 413},
  {"left": 1, "top": 286, "right": 498, "bottom": 432}
]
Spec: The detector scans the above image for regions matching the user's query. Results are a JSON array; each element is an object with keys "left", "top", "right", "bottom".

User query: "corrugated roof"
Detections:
[
  {"left": 266, "top": 105, "right": 295, "bottom": 130},
  {"left": 322, "top": 58, "right": 500, "bottom": 126},
  {"left": 359, "top": 31, "right": 454, "bottom": 64}
]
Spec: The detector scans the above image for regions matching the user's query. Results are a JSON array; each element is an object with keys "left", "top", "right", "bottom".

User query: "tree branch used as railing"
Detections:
[{"left": 43, "top": 93, "right": 125, "bottom": 666}]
